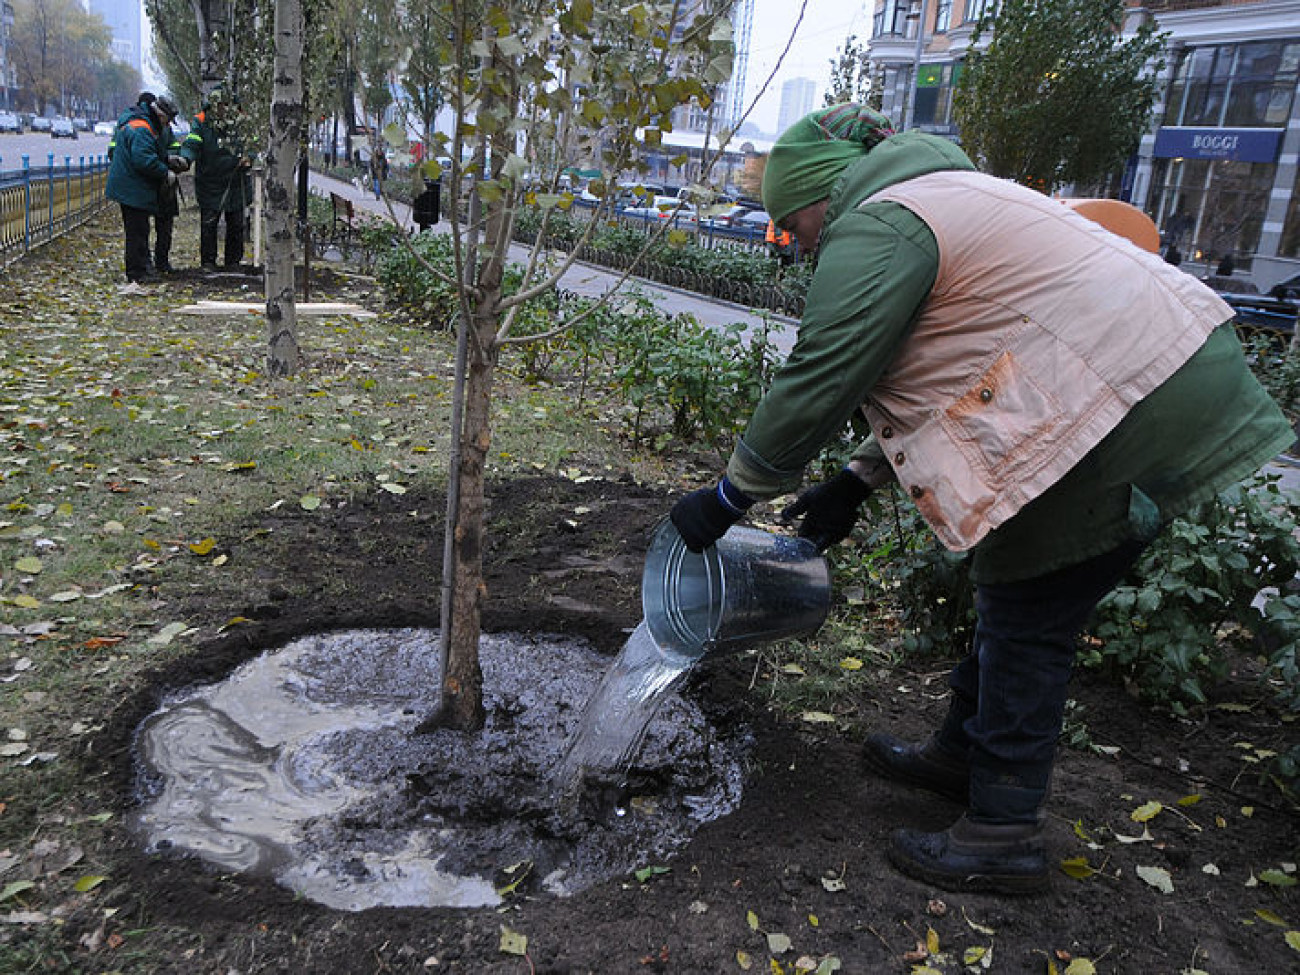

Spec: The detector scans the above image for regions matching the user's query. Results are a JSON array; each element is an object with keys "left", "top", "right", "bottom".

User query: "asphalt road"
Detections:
[{"left": 0, "top": 131, "right": 112, "bottom": 168}]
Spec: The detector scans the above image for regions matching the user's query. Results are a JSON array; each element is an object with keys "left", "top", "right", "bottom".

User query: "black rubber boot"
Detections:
[
  {"left": 887, "top": 814, "right": 1049, "bottom": 895},
  {"left": 861, "top": 733, "right": 969, "bottom": 802}
]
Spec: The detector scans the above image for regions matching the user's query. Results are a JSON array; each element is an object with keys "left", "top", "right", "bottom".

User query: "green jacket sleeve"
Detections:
[{"left": 725, "top": 202, "right": 939, "bottom": 499}]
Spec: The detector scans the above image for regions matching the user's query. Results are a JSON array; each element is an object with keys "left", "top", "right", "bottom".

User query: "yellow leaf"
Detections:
[
  {"left": 1177, "top": 794, "right": 1202, "bottom": 806},
  {"left": 15, "top": 556, "right": 42, "bottom": 574},
  {"left": 808, "top": 914, "right": 818, "bottom": 927},
  {"left": 212, "top": 554, "right": 228, "bottom": 567},
  {"left": 498, "top": 924, "right": 528, "bottom": 956},
  {"left": 224, "top": 461, "right": 257, "bottom": 471},
  {"left": 300, "top": 495, "right": 321, "bottom": 511},
  {"left": 736, "top": 950, "right": 753, "bottom": 970},
  {"left": 1131, "top": 800, "right": 1163, "bottom": 822},
  {"left": 926, "top": 926, "right": 939, "bottom": 954},
  {"left": 747, "top": 910, "right": 760, "bottom": 931},
  {"left": 12, "top": 595, "right": 40, "bottom": 609},
  {"left": 800, "top": 711, "right": 836, "bottom": 724},
  {"left": 1241, "top": 806, "right": 1255, "bottom": 818},
  {"left": 781, "top": 663, "right": 805, "bottom": 675},
  {"left": 1255, "top": 909, "right": 1287, "bottom": 926},
  {"left": 1064, "top": 960, "right": 1096, "bottom": 975},
  {"left": 56, "top": 503, "right": 72, "bottom": 516},
  {"left": 188, "top": 537, "right": 216, "bottom": 555},
  {"left": 839, "top": 657, "right": 863, "bottom": 671},
  {"left": 142, "top": 538, "right": 161, "bottom": 550},
  {"left": 73, "top": 875, "right": 106, "bottom": 893},
  {"left": 1286, "top": 931, "right": 1300, "bottom": 953},
  {"left": 963, "top": 946, "right": 987, "bottom": 965},
  {"left": 379, "top": 482, "right": 407, "bottom": 494},
  {"left": 1060, "top": 857, "right": 1098, "bottom": 879},
  {"left": 962, "top": 906, "right": 996, "bottom": 936}
]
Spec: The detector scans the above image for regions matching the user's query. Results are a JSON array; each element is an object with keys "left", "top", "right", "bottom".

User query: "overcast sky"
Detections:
[
  {"left": 140, "top": 0, "right": 869, "bottom": 136},
  {"left": 743, "top": 0, "right": 870, "bottom": 136}
]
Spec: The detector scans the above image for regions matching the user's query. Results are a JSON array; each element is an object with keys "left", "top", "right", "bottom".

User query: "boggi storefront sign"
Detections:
[{"left": 1153, "top": 126, "right": 1283, "bottom": 163}]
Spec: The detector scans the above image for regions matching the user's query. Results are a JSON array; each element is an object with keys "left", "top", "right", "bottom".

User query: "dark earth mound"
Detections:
[{"left": 67, "top": 476, "right": 1300, "bottom": 972}]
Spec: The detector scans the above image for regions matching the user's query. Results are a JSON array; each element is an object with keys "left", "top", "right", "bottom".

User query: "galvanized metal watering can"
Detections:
[{"left": 641, "top": 520, "right": 832, "bottom": 661}]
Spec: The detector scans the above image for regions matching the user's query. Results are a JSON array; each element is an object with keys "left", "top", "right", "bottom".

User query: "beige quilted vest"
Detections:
[{"left": 861, "top": 170, "right": 1231, "bottom": 551}]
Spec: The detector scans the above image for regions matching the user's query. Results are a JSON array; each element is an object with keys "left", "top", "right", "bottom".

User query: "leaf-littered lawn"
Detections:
[{"left": 1, "top": 209, "right": 1298, "bottom": 973}]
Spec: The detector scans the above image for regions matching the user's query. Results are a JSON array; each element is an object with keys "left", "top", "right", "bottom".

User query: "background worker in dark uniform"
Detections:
[
  {"left": 181, "top": 90, "right": 253, "bottom": 271},
  {"left": 105, "top": 93, "right": 185, "bottom": 291},
  {"left": 151, "top": 97, "right": 187, "bottom": 274}
]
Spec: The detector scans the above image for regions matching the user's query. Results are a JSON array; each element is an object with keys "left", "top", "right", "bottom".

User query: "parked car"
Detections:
[
  {"left": 30, "top": 116, "right": 53, "bottom": 133},
  {"left": 733, "top": 209, "right": 774, "bottom": 236},
  {"left": 0, "top": 111, "right": 21, "bottom": 133},
  {"left": 621, "top": 195, "right": 697, "bottom": 225},
  {"left": 699, "top": 204, "right": 753, "bottom": 230},
  {"left": 51, "top": 116, "right": 78, "bottom": 139},
  {"left": 1269, "top": 273, "right": 1300, "bottom": 301},
  {"left": 93, "top": 120, "right": 116, "bottom": 136},
  {"left": 72, "top": 117, "right": 90, "bottom": 131}
]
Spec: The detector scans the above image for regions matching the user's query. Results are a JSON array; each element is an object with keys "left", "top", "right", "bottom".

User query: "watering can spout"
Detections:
[{"left": 641, "top": 520, "right": 832, "bottom": 661}]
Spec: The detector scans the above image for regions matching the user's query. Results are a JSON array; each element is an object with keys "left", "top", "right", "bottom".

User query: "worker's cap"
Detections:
[{"left": 154, "top": 97, "right": 180, "bottom": 121}]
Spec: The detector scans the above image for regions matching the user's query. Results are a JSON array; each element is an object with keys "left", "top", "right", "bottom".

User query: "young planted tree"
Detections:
[
  {"left": 954, "top": 0, "right": 1166, "bottom": 194},
  {"left": 416, "top": 0, "right": 739, "bottom": 731}
]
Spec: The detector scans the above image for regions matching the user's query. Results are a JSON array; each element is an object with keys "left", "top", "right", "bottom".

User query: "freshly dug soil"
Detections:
[{"left": 66, "top": 476, "right": 1300, "bottom": 971}]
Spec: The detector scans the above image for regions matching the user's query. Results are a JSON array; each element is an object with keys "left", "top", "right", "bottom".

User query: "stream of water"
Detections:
[{"left": 554, "top": 620, "right": 697, "bottom": 794}]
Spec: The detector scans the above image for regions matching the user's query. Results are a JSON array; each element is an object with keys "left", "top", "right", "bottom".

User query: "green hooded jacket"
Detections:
[{"left": 727, "top": 131, "right": 1291, "bottom": 582}]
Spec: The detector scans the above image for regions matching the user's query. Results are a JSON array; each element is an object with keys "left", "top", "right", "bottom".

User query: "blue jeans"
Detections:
[{"left": 937, "top": 540, "right": 1147, "bottom": 821}]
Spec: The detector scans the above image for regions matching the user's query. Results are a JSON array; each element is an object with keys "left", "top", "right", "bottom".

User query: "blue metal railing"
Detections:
[{"left": 0, "top": 152, "right": 111, "bottom": 271}]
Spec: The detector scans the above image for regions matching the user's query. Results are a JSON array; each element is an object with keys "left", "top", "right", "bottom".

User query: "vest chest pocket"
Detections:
[{"left": 939, "top": 350, "right": 1065, "bottom": 482}]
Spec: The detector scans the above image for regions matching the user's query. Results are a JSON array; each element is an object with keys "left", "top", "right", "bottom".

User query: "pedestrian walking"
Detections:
[{"left": 413, "top": 178, "right": 441, "bottom": 233}]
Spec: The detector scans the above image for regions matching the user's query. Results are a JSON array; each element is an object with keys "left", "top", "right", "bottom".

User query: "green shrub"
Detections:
[
  {"left": 1086, "top": 475, "right": 1300, "bottom": 714},
  {"left": 375, "top": 232, "right": 460, "bottom": 326}
]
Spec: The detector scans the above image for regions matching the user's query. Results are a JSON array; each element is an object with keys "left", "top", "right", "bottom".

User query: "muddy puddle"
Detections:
[{"left": 131, "top": 627, "right": 748, "bottom": 911}]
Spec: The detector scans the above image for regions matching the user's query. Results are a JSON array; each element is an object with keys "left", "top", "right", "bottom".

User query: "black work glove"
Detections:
[
  {"left": 166, "top": 155, "right": 189, "bottom": 173},
  {"left": 670, "top": 479, "right": 753, "bottom": 553},
  {"left": 782, "top": 468, "right": 873, "bottom": 552}
]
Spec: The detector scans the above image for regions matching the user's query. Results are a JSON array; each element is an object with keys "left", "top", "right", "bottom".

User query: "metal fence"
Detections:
[{"left": 0, "top": 153, "right": 111, "bottom": 271}]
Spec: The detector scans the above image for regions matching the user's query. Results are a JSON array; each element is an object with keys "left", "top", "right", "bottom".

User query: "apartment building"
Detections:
[{"left": 867, "top": 0, "right": 1300, "bottom": 288}]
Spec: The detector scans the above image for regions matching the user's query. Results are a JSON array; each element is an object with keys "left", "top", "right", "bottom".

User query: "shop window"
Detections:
[
  {"left": 1281, "top": 164, "right": 1300, "bottom": 258},
  {"left": 1150, "top": 157, "right": 1274, "bottom": 264},
  {"left": 1164, "top": 40, "right": 1299, "bottom": 128},
  {"left": 913, "top": 63, "right": 958, "bottom": 127}
]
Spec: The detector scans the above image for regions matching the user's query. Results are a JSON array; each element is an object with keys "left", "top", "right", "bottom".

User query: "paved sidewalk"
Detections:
[{"left": 307, "top": 171, "right": 800, "bottom": 352}]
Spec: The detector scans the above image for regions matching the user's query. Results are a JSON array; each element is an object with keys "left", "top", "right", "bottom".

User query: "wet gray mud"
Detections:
[{"left": 132, "top": 627, "right": 748, "bottom": 911}]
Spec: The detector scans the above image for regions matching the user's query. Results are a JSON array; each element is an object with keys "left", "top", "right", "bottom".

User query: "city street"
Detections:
[{"left": 0, "top": 131, "right": 112, "bottom": 168}]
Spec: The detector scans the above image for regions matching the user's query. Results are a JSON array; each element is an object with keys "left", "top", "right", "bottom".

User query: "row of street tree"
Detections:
[
  {"left": 6, "top": 0, "right": 141, "bottom": 118},
  {"left": 141, "top": 0, "right": 1175, "bottom": 731}
]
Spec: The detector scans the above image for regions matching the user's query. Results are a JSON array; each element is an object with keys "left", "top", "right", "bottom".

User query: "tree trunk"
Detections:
[
  {"left": 264, "top": 0, "right": 303, "bottom": 376},
  {"left": 438, "top": 305, "right": 497, "bottom": 731}
]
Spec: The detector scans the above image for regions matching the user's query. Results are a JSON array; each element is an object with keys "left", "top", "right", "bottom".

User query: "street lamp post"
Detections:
[{"left": 903, "top": 0, "right": 928, "bottom": 131}]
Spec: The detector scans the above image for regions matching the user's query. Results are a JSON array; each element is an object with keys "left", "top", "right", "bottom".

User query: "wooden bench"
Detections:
[{"left": 329, "top": 191, "right": 355, "bottom": 244}]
